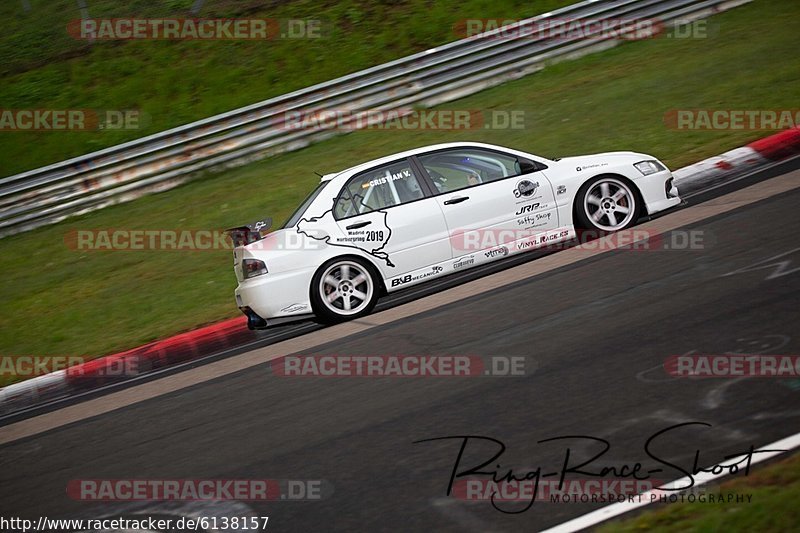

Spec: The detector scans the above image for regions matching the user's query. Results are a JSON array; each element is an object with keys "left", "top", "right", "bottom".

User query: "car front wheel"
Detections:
[
  {"left": 576, "top": 176, "right": 641, "bottom": 232},
  {"left": 311, "top": 257, "right": 379, "bottom": 323}
]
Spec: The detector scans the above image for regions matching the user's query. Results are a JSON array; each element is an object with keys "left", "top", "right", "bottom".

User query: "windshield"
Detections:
[{"left": 281, "top": 181, "right": 330, "bottom": 229}]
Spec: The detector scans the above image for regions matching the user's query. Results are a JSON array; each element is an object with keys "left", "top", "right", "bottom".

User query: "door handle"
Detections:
[
  {"left": 444, "top": 196, "right": 469, "bottom": 205},
  {"left": 346, "top": 221, "right": 372, "bottom": 230}
]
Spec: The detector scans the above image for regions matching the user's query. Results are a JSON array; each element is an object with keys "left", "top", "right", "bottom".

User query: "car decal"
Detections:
[
  {"left": 390, "top": 265, "right": 443, "bottom": 287},
  {"left": 453, "top": 254, "right": 475, "bottom": 270},
  {"left": 296, "top": 201, "right": 395, "bottom": 267},
  {"left": 280, "top": 303, "right": 309, "bottom": 313},
  {"left": 513, "top": 179, "right": 539, "bottom": 198}
]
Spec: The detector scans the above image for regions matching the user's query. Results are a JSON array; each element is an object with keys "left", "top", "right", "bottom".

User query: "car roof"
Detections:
[{"left": 318, "top": 141, "right": 508, "bottom": 183}]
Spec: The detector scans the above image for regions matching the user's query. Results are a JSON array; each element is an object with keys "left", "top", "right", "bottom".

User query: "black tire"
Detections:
[
  {"left": 310, "top": 256, "right": 379, "bottom": 324},
  {"left": 575, "top": 175, "right": 641, "bottom": 232}
]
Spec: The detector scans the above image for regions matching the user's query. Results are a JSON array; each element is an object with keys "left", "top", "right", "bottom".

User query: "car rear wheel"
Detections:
[
  {"left": 311, "top": 257, "right": 378, "bottom": 323},
  {"left": 576, "top": 176, "right": 640, "bottom": 232}
]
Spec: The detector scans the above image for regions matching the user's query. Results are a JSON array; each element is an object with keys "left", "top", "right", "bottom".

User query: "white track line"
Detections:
[{"left": 541, "top": 431, "right": 800, "bottom": 533}]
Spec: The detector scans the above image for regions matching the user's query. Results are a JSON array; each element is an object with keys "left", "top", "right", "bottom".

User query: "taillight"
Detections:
[
  {"left": 228, "top": 229, "right": 261, "bottom": 247},
  {"left": 242, "top": 258, "right": 268, "bottom": 279}
]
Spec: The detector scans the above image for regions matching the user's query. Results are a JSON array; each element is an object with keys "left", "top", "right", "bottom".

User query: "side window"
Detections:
[
  {"left": 334, "top": 160, "right": 424, "bottom": 219},
  {"left": 417, "top": 148, "right": 523, "bottom": 194}
]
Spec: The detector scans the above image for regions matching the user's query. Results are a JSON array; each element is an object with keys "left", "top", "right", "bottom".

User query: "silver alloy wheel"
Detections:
[
  {"left": 319, "top": 260, "right": 374, "bottom": 316},
  {"left": 583, "top": 178, "right": 637, "bottom": 231}
]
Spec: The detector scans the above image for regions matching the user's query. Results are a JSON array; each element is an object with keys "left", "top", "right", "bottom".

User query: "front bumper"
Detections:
[{"left": 636, "top": 170, "right": 681, "bottom": 215}]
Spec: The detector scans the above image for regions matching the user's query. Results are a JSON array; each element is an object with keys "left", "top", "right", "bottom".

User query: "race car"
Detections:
[{"left": 228, "top": 141, "right": 680, "bottom": 328}]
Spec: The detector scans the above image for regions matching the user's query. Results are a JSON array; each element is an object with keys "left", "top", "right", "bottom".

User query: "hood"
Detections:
[
  {"left": 555, "top": 151, "right": 651, "bottom": 167},
  {"left": 556, "top": 152, "right": 655, "bottom": 163}
]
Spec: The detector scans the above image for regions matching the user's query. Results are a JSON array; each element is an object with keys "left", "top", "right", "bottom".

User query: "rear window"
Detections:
[{"left": 282, "top": 181, "right": 330, "bottom": 229}]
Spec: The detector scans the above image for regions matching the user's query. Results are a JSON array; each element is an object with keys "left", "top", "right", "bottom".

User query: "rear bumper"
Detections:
[
  {"left": 234, "top": 266, "right": 316, "bottom": 327},
  {"left": 240, "top": 306, "right": 267, "bottom": 329},
  {"left": 239, "top": 306, "right": 315, "bottom": 330}
]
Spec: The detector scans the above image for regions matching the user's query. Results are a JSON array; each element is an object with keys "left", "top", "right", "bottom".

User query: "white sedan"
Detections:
[{"left": 229, "top": 142, "right": 679, "bottom": 328}]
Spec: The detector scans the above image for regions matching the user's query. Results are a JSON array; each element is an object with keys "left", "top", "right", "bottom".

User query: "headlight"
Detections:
[
  {"left": 634, "top": 160, "right": 666, "bottom": 176},
  {"left": 242, "top": 258, "right": 268, "bottom": 279}
]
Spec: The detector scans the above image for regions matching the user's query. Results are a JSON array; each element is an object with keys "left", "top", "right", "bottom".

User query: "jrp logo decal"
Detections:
[{"left": 514, "top": 179, "right": 539, "bottom": 198}]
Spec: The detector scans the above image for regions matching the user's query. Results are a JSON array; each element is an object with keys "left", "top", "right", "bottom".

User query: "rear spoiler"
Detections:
[{"left": 224, "top": 218, "right": 272, "bottom": 247}]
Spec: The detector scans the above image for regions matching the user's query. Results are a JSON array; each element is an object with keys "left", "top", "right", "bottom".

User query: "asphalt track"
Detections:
[
  {"left": 2, "top": 163, "right": 800, "bottom": 531},
  {"left": 3, "top": 155, "right": 798, "bottom": 426}
]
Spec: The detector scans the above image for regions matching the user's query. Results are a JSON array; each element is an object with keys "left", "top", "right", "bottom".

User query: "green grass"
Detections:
[
  {"left": 0, "top": 0, "right": 573, "bottom": 177},
  {"left": 0, "top": 0, "right": 797, "bottom": 380},
  {"left": 600, "top": 452, "right": 800, "bottom": 532}
]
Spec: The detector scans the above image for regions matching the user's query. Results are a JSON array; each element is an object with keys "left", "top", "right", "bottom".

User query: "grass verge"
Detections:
[
  {"left": 600, "top": 451, "right": 800, "bottom": 532},
  {"left": 0, "top": 0, "right": 572, "bottom": 177}
]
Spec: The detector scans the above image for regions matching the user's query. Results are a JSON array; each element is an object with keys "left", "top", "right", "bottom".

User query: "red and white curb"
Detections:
[
  {"left": 672, "top": 146, "right": 765, "bottom": 183},
  {"left": 2, "top": 126, "right": 799, "bottom": 414},
  {"left": 673, "top": 126, "right": 800, "bottom": 185},
  {"left": 0, "top": 317, "right": 254, "bottom": 414}
]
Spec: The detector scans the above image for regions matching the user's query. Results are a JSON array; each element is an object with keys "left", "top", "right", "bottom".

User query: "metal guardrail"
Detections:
[{"left": 0, "top": 0, "right": 749, "bottom": 237}]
